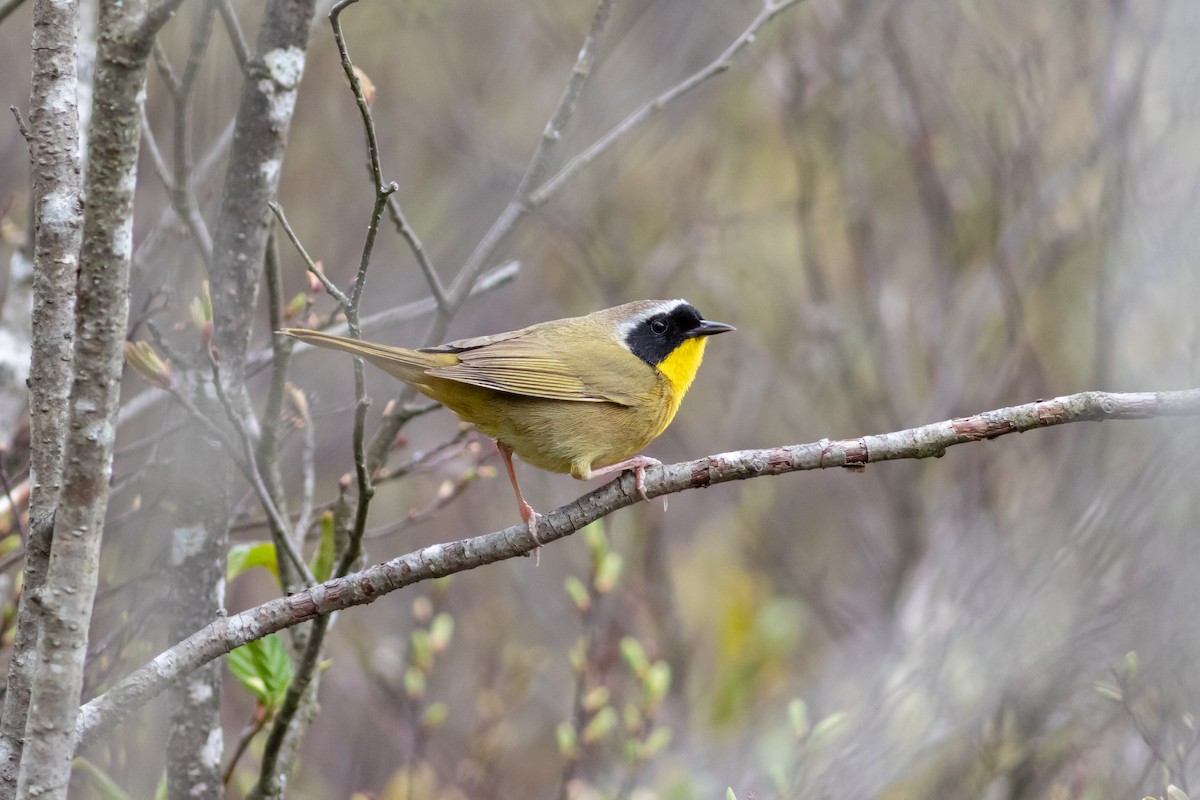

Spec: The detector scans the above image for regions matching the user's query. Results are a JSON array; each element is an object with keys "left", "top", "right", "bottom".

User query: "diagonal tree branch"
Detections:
[
  {"left": 73, "top": 389, "right": 1200, "bottom": 749},
  {"left": 528, "top": 0, "right": 807, "bottom": 208}
]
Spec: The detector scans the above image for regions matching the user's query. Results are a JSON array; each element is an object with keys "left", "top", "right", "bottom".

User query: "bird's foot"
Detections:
[
  {"left": 519, "top": 499, "right": 543, "bottom": 565},
  {"left": 586, "top": 456, "right": 662, "bottom": 503}
]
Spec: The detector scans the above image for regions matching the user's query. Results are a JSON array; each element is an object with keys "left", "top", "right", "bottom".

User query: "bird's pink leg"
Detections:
[{"left": 498, "top": 441, "right": 542, "bottom": 547}]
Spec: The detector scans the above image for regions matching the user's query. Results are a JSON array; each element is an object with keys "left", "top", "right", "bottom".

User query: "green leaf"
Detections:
[
  {"left": 1122, "top": 650, "right": 1138, "bottom": 682},
  {"left": 227, "top": 634, "right": 293, "bottom": 712},
  {"left": 788, "top": 698, "right": 810, "bottom": 739},
  {"left": 1168, "top": 785, "right": 1190, "bottom": 800},
  {"left": 642, "top": 725, "right": 672, "bottom": 758},
  {"left": 310, "top": 512, "right": 335, "bottom": 582},
  {"left": 594, "top": 552, "right": 623, "bottom": 594},
  {"left": 420, "top": 701, "right": 447, "bottom": 729},
  {"left": 556, "top": 722, "right": 579, "bottom": 759},
  {"left": 643, "top": 661, "right": 671, "bottom": 710},
  {"left": 623, "top": 703, "right": 642, "bottom": 733},
  {"left": 620, "top": 636, "right": 648, "bottom": 678},
  {"left": 564, "top": 575, "right": 590, "bottom": 612},
  {"left": 569, "top": 637, "right": 587, "bottom": 674},
  {"left": 582, "top": 706, "right": 618, "bottom": 745},
  {"left": 809, "top": 711, "right": 848, "bottom": 748},
  {"left": 404, "top": 666, "right": 427, "bottom": 699},
  {"left": 583, "top": 521, "right": 607, "bottom": 567},
  {"left": 227, "top": 541, "right": 279, "bottom": 583},
  {"left": 73, "top": 757, "right": 135, "bottom": 800},
  {"left": 1093, "top": 680, "right": 1123, "bottom": 703},
  {"left": 582, "top": 685, "right": 610, "bottom": 712},
  {"left": 411, "top": 628, "right": 434, "bottom": 671},
  {"left": 726, "top": 789, "right": 737, "bottom": 800},
  {"left": 429, "top": 612, "right": 455, "bottom": 652}
]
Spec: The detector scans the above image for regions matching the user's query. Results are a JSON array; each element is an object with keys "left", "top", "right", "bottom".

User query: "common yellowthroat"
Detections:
[{"left": 280, "top": 299, "right": 733, "bottom": 544}]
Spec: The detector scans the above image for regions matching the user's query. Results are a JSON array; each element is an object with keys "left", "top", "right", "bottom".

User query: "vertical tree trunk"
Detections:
[
  {"left": 163, "top": 1, "right": 316, "bottom": 796},
  {"left": 0, "top": 0, "right": 82, "bottom": 794},
  {"left": 15, "top": 3, "right": 154, "bottom": 792}
]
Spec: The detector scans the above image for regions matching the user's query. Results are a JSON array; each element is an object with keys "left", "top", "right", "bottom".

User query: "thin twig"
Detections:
[
  {"left": 0, "top": 465, "right": 24, "bottom": 543},
  {"left": 223, "top": 709, "right": 270, "bottom": 786},
  {"left": 268, "top": 201, "right": 350, "bottom": 307},
  {"left": 530, "top": 0, "right": 806, "bottom": 207},
  {"left": 255, "top": 5, "right": 398, "bottom": 791},
  {"left": 442, "top": 0, "right": 617, "bottom": 313},
  {"left": 216, "top": 0, "right": 251, "bottom": 72},
  {"left": 160, "top": 375, "right": 313, "bottom": 587},
  {"left": 331, "top": 2, "right": 448, "bottom": 309},
  {"left": 514, "top": 0, "right": 614, "bottom": 201},
  {"left": 167, "top": 0, "right": 218, "bottom": 267},
  {"left": 136, "top": 0, "right": 193, "bottom": 44},
  {"left": 330, "top": 0, "right": 386, "bottom": 195},
  {"left": 10, "top": 106, "right": 29, "bottom": 140},
  {"left": 257, "top": 231, "right": 305, "bottom": 589},
  {"left": 293, "top": 400, "right": 317, "bottom": 542},
  {"left": 385, "top": 196, "right": 447, "bottom": 310},
  {"left": 203, "top": 353, "right": 316, "bottom": 587},
  {"left": 0, "top": 0, "right": 29, "bottom": 26},
  {"left": 333, "top": 187, "right": 390, "bottom": 575},
  {"left": 151, "top": 39, "right": 181, "bottom": 96}
]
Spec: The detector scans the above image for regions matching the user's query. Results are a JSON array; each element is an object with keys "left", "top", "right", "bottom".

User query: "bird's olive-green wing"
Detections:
[{"left": 422, "top": 325, "right": 646, "bottom": 406}]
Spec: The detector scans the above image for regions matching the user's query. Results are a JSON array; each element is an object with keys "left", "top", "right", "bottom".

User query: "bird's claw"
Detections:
[{"left": 632, "top": 465, "right": 651, "bottom": 503}]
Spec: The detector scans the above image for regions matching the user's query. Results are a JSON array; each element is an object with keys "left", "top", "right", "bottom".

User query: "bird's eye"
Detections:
[{"left": 650, "top": 318, "right": 668, "bottom": 334}]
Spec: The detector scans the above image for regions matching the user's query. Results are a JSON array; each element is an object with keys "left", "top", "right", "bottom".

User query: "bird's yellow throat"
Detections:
[{"left": 656, "top": 336, "right": 709, "bottom": 398}]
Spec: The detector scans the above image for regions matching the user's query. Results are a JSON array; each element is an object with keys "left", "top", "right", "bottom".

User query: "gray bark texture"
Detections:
[
  {"left": 161, "top": 1, "right": 316, "bottom": 797},
  {"left": 0, "top": 0, "right": 82, "bottom": 795},
  {"left": 13, "top": 0, "right": 183, "bottom": 794}
]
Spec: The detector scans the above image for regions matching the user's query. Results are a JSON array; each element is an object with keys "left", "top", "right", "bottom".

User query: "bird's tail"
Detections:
[{"left": 277, "top": 328, "right": 441, "bottom": 383}]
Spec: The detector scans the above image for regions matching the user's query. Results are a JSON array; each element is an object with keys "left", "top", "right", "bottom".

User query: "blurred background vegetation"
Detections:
[{"left": 3, "top": 0, "right": 1200, "bottom": 797}]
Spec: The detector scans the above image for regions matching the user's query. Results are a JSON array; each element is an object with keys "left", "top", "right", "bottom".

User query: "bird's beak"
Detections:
[{"left": 688, "top": 320, "right": 735, "bottom": 338}]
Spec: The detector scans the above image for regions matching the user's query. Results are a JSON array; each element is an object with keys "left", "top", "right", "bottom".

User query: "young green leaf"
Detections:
[
  {"left": 227, "top": 634, "right": 293, "bottom": 712},
  {"left": 429, "top": 612, "right": 455, "bottom": 652},
  {"left": 310, "top": 512, "right": 335, "bottom": 582},
  {"left": 227, "top": 541, "right": 279, "bottom": 583},
  {"left": 564, "top": 575, "right": 591, "bottom": 612},
  {"left": 420, "top": 702, "right": 448, "bottom": 730},
  {"left": 556, "top": 722, "right": 579, "bottom": 759},
  {"left": 582, "top": 706, "right": 618, "bottom": 745},
  {"left": 620, "top": 636, "right": 649, "bottom": 679}
]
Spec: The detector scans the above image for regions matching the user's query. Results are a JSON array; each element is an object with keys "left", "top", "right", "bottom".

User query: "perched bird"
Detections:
[{"left": 280, "top": 299, "right": 733, "bottom": 544}]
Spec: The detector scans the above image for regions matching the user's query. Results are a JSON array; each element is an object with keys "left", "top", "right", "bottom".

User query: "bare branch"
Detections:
[
  {"left": 0, "top": 0, "right": 29, "bottom": 26},
  {"left": 442, "top": 0, "right": 618, "bottom": 314},
  {"left": 385, "top": 196, "right": 445, "bottom": 309},
  {"left": 268, "top": 201, "right": 350, "bottom": 307},
  {"left": 200, "top": 355, "right": 316, "bottom": 587},
  {"left": 513, "top": 0, "right": 614, "bottom": 201},
  {"left": 438, "top": 0, "right": 803, "bottom": 343},
  {"left": 216, "top": 0, "right": 251, "bottom": 71},
  {"left": 74, "top": 389, "right": 1200, "bottom": 749},
  {"left": 134, "top": 0, "right": 192, "bottom": 45},
  {"left": 528, "top": 0, "right": 806, "bottom": 208}
]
